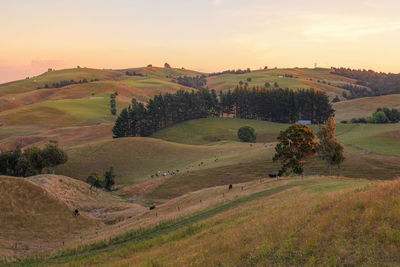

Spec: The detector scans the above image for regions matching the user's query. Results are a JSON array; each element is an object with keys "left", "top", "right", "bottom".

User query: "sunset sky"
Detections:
[{"left": 1, "top": 0, "right": 400, "bottom": 83}]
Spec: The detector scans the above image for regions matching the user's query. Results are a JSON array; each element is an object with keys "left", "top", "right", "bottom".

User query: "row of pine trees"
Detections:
[{"left": 112, "top": 86, "right": 333, "bottom": 138}]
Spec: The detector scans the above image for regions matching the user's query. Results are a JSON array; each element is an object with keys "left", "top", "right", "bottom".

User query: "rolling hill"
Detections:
[
  {"left": 333, "top": 94, "right": 400, "bottom": 121},
  {"left": 12, "top": 176, "right": 400, "bottom": 266}
]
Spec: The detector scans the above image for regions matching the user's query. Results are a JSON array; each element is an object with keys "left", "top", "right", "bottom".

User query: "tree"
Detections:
[
  {"left": 264, "top": 82, "right": 270, "bottom": 88},
  {"left": 372, "top": 111, "right": 388, "bottom": 123},
  {"left": 317, "top": 116, "right": 345, "bottom": 176},
  {"left": 87, "top": 172, "right": 103, "bottom": 189},
  {"left": 164, "top": 63, "right": 171, "bottom": 68},
  {"left": 110, "top": 92, "right": 117, "bottom": 115},
  {"left": 25, "top": 147, "right": 45, "bottom": 174},
  {"left": 41, "top": 142, "right": 68, "bottom": 174},
  {"left": 273, "top": 124, "right": 318, "bottom": 175},
  {"left": 247, "top": 77, "right": 252, "bottom": 82},
  {"left": 0, "top": 148, "right": 33, "bottom": 177},
  {"left": 104, "top": 167, "right": 115, "bottom": 191},
  {"left": 237, "top": 126, "right": 256, "bottom": 142}
]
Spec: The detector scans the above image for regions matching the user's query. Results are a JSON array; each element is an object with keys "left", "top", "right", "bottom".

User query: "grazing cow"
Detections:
[
  {"left": 228, "top": 184, "right": 233, "bottom": 190},
  {"left": 149, "top": 205, "right": 156, "bottom": 210}
]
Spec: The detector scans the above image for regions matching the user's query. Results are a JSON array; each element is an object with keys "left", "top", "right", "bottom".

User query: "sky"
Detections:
[{"left": 1, "top": 0, "right": 400, "bottom": 83}]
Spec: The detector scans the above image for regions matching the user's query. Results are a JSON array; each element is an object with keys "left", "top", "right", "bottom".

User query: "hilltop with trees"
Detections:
[{"left": 112, "top": 87, "right": 333, "bottom": 138}]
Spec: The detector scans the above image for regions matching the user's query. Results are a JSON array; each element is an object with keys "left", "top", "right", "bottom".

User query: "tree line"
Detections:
[
  {"left": 37, "top": 78, "right": 99, "bottom": 89},
  {"left": 219, "top": 86, "right": 333, "bottom": 124},
  {"left": 112, "top": 86, "right": 333, "bottom": 138},
  {"left": 348, "top": 107, "right": 400, "bottom": 124},
  {"left": 0, "top": 142, "right": 68, "bottom": 177},
  {"left": 113, "top": 89, "right": 219, "bottom": 137},
  {"left": 208, "top": 68, "right": 251, "bottom": 77},
  {"left": 175, "top": 75, "right": 207, "bottom": 89},
  {"left": 332, "top": 67, "right": 400, "bottom": 96}
]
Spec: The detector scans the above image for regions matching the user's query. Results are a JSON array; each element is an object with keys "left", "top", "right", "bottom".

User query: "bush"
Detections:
[
  {"left": 372, "top": 111, "right": 388, "bottom": 123},
  {"left": 87, "top": 172, "right": 103, "bottom": 188},
  {"left": 237, "top": 126, "right": 256, "bottom": 143},
  {"left": 340, "top": 120, "right": 348, "bottom": 124},
  {"left": 350, "top": 118, "right": 359, "bottom": 123},
  {"left": 358, "top": 117, "right": 367, "bottom": 123}
]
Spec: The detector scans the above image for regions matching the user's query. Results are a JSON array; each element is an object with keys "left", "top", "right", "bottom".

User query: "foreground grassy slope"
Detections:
[
  {"left": 11, "top": 177, "right": 397, "bottom": 266},
  {"left": 0, "top": 176, "right": 97, "bottom": 257}
]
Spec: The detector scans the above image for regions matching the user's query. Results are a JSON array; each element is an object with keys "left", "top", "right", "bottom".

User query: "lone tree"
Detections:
[
  {"left": 41, "top": 142, "right": 68, "bottom": 174},
  {"left": 273, "top": 124, "right": 318, "bottom": 175},
  {"left": 110, "top": 92, "right": 117, "bottom": 115},
  {"left": 238, "top": 126, "right": 256, "bottom": 142},
  {"left": 317, "top": 116, "right": 345, "bottom": 176},
  {"left": 104, "top": 167, "right": 115, "bottom": 191}
]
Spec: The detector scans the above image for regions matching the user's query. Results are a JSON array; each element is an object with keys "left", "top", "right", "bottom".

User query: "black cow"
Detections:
[
  {"left": 149, "top": 205, "right": 156, "bottom": 210},
  {"left": 228, "top": 184, "right": 233, "bottom": 190},
  {"left": 268, "top": 174, "right": 277, "bottom": 178},
  {"left": 74, "top": 209, "right": 80, "bottom": 217}
]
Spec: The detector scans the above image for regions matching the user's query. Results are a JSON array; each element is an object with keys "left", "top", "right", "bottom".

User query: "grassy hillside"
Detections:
[
  {"left": 152, "top": 117, "right": 288, "bottom": 145},
  {"left": 0, "top": 175, "right": 97, "bottom": 257},
  {"left": 206, "top": 68, "right": 353, "bottom": 98},
  {"left": 334, "top": 94, "right": 400, "bottom": 121},
  {"left": 336, "top": 123, "right": 400, "bottom": 157},
  {"left": 0, "top": 68, "right": 122, "bottom": 97},
  {"left": 12, "top": 177, "right": 399, "bottom": 266},
  {"left": 57, "top": 137, "right": 263, "bottom": 185},
  {"left": 0, "top": 95, "right": 128, "bottom": 128},
  {"left": 55, "top": 118, "right": 400, "bottom": 187}
]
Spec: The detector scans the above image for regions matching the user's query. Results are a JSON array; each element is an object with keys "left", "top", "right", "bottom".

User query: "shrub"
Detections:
[
  {"left": 340, "top": 120, "right": 348, "bottom": 124},
  {"left": 87, "top": 172, "right": 103, "bottom": 188},
  {"left": 237, "top": 126, "right": 256, "bottom": 143},
  {"left": 372, "top": 111, "right": 388, "bottom": 123},
  {"left": 350, "top": 118, "right": 359, "bottom": 123}
]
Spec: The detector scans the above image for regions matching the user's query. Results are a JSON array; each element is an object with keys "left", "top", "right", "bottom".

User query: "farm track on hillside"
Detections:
[{"left": 9, "top": 179, "right": 315, "bottom": 266}]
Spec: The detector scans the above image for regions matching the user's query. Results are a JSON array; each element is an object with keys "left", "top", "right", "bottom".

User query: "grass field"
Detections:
[
  {"left": 0, "top": 175, "right": 98, "bottom": 257},
  {"left": 56, "top": 137, "right": 264, "bottom": 185},
  {"left": 8, "top": 176, "right": 392, "bottom": 266},
  {"left": 53, "top": 118, "right": 400, "bottom": 187},
  {"left": 0, "top": 95, "right": 128, "bottom": 128},
  {"left": 206, "top": 68, "right": 351, "bottom": 99},
  {"left": 334, "top": 94, "right": 400, "bottom": 121},
  {"left": 152, "top": 117, "right": 289, "bottom": 145}
]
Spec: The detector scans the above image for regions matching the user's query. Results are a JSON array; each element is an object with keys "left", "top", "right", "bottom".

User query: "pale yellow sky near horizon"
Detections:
[{"left": 1, "top": 0, "right": 400, "bottom": 83}]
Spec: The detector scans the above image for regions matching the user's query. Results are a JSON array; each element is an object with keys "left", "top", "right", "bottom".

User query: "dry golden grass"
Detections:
[
  {"left": 37, "top": 177, "right": 380, "bottom": 266},
  {"left": 0, "top": 176, "right": 97, "bottom": 257}
]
